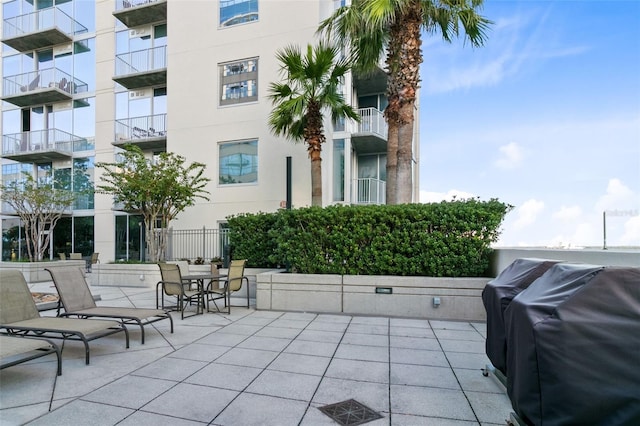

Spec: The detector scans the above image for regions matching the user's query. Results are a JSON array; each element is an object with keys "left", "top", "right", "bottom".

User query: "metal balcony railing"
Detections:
[
  {"left": 352, "top": 107, "right": 387, "bottom": 139},
  {"left": 2, "top": 129, "right": 87, "bottom": 157},
  {"left": 2, "top": 6, "right": 88, "bottom": 41},
  {"left": 2, "top": 68, "right": 88, "bottom": 98},
  {"left": 115, "top": 113, "right": 167, "bottom": 141},
  {"left": 115, "top": 46, "right": 167, "bottom": 76},
  {"left": 352, "top": 178, "right": 386, "bottom": 205},
  {"left": 115, "top": 0, "right": 165, "bottom": 10}
]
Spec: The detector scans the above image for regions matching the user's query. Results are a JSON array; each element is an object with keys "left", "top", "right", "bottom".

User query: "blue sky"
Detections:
[{"left": 419, "top": 0, "right": 640, "bottom": 248}]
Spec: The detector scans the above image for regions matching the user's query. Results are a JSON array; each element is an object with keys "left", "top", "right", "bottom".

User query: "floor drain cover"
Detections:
[{"left": 318, "top": 399, "right": 383, "bottom": 426}]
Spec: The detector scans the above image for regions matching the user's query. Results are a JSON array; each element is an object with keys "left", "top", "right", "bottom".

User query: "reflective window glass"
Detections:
[
  {"left": 220, "top": 0, "right": 258, "bottom": 27},
  {"left": 219, "top": 140, "right": 258, "bottom": 185}
]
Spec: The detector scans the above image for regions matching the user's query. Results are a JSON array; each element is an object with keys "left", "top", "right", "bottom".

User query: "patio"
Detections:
[{"left": 1, "top": 280, "right": 512, "bottom": 425}]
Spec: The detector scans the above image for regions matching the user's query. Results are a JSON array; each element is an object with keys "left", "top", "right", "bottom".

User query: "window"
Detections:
[
  {"left": 220, "top": 0, "right": 258, "bottom": 27},
  {"left": 220, "top": 58, "right": 258, "bottom": 105},
  {"left": 333, "top": 139, "right": 345, "bottom": 201},
  {"left": 219, "top": 140, "right": 258, "bottom": 185}
]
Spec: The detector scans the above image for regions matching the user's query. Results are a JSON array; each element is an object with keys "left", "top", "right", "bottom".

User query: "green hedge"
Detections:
[{"left": 227, "top": 199, "right": 511, "bottom": 277}]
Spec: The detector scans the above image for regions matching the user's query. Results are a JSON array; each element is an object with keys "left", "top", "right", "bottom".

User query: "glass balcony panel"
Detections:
[
  {"left": 113, "top": 46, "right": 167, "bottom": 89},
  {"left": 1, "top": 129, "right": 84, "bottom": 161},
  {"left": 113, "top": 0, "right": 167, "bottom": 28},
  {"left": 114, "top": 113, "right": 166, "bottom": 151},
  {"left": 2, "top": 68, "right": 88, "bottom": 107},
  {"left": 2, "top": 7, "right": 88, "bottom": 52},
  {"left": 352, "top": 178, "right": 386, "bottom": 205}
]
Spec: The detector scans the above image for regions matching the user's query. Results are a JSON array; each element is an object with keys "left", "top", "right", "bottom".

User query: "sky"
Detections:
[{"left": 418, "top": 0, "right": 640, "bottom": 248}]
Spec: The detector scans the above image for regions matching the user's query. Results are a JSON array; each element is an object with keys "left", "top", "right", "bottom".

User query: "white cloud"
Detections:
[
  {"left": 553, "top": 205, "right": 582, "bottom": 221},
  {"left": 513, "top": 199, "right": 544, "bottom": 230},
  {"left": 620, "top": 216, "right": 640, "bottom": 246},
  {"left": 596, "top": 178, "right": 637, "bottom": 212},
  {"left": 420, "top": 189, "right": 475, "bottom": 203},
  {"left": 494, "top": 142, "right": 525, "bottom": 170}
]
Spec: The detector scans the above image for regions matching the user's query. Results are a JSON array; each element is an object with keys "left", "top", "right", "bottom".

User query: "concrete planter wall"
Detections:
[
  {"left": 0, "top": 260, "right": 86, "bottom": 282},
  {"left": 257, "top": 272, "right": 489, "bottom": 321}
]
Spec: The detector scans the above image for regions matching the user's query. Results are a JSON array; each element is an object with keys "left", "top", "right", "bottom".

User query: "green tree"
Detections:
[
  {"left": 320, "top": 0, "right": 492, "bottom": 204},
  {"left": 269, "top": 42, "right": 360, "bottom": 207},
  {"left": 96, "top": 145, "right": 210, "bottom": 262},
  {"left": 0, "top": 172, "right": 77, "bottom": 261}
]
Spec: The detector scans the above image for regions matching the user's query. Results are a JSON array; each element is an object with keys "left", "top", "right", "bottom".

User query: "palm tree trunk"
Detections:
[
  {"left": 310, "top": 151, "right": 323, "bottom": 207},
  {"left": 394, "top": 1, "right": 422, "bottom": 204},
  {"left": 385, "top": 119, "right": 399, "bottom": 204},
  {"left": 305, "top": 103, "right": 326, "bottom": 207}
]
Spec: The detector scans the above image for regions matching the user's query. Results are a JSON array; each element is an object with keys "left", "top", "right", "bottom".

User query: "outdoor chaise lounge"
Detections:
[
  {"left": 47, "top": 266, "right": 173, "bottom": 344},
  {"left": 0, "top": 270, "right": 129, "bottom": 365},
  {"left": 0, "top": 335, "right": 62, "bottom": 376}
]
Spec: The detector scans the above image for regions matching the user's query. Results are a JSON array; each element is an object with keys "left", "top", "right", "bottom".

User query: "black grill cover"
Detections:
[
  {"left": 482, "top": 258, "right": 560, "bottom": 375},
  {"left": 504, "top": 264, "right": 640, "bottom": 426}
]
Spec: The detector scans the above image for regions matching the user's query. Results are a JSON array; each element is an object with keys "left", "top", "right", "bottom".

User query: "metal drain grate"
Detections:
[{"left": 318, "top": 399, "right": 383, "bottom": 426}]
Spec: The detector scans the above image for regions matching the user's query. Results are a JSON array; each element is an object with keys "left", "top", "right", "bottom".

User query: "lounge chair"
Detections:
[
  {"left": 0, "top": 335, "right": 61, "bottom": 376},
  {"left": 205, "top": 259, "right": 250, "bottom": 314},
  {"left": 47, "top": 267, "right": 174, "bottom": 344},
  {"left": 0, "top": 270, "right": 129, "bottom": 365},
  {"left": 157, "top": 263, "right": 203, "bottom": 319}
]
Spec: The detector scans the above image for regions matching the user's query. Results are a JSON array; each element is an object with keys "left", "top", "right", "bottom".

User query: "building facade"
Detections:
[{"left": 1, "top": 0, "right": 419, "bottom": 263}]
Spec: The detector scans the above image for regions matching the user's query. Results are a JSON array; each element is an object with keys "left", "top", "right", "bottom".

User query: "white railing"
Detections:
[
  {"left": 352, "top": 178, "right": 386, "bottom": 205},
  {"left": 2, "top": 7, "right": 87, "bottom": 39},
  {"left": 352, "top": 107, "right": 387, "bottom": 139},
  {"left": 115, "top": 45, "right": 167, "bottom": 76}
]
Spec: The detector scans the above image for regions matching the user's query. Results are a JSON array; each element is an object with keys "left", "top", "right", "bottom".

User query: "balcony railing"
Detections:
[
  {"left": 352, "top": 178, "right": 386, "bottom": 205},
  {"left": 1, "top": 129, "right": 88, "bottom": 161},
  {"left": 113, "top": 46, "right": 167, "bottom": 89},
  {"left": 2, "top": 7, "right": 88, "bottom": 52},
  {"left": 114, "top": 113, "right": 167, "bottom": 150},
  {"left": 113, "top": 0, "right": 167, "bottom": 28},
  {"left": 2, "top": 68, "right": 88, "bottom": 107},
  {"left": 353, "top": 107, "right": 387, "bottom": 139}
]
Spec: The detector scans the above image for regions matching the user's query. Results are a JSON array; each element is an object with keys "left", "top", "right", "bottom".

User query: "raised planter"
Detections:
[
  {"left": 0, "top": 260, "right": 86, "bottom": 283},
  {"left": 91, "top": 263, "right": 161, "bottom": 288},
  {"left": 257, "top": 272, "right": 489, "bottom": 321}
]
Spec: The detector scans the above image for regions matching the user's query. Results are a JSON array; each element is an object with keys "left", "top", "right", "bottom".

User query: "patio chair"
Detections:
[
  {"left": 1, "top": 335, "right": 61, "bottom": 376},
  {"left": 156, "top": 263, "right": 203, "bottom": 319},
  {"left": 0, "top": 269, "right": 129, "bottom": 365},
  {"left": 69, "top": 253, "right": 82, "bottom": 260},
  {"left": 205, "top": 259, "right": 249, "bottom": 314},
  {"left": 46, "top": 267, "right": 173, "bottom": 344},
  {"left": 58, "top": 253, "right": 66, "bottom": 260}
]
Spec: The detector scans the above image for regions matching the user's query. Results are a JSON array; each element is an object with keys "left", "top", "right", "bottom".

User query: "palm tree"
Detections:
[
  {"left": 320, "top": 0, "right": 492, "bottom": 205},
  {"left": 269, "top": 42, "right": 359, "bottom": 207}
]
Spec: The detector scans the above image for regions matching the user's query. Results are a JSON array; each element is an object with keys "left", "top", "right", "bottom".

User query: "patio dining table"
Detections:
[{"left": 181, "top": 273, "right": 227, "bottom": 314}]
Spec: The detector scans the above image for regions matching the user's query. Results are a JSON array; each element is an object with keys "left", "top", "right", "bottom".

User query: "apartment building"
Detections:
[{"left": 1, "top": 0, "right": 418, "bottom": 263}]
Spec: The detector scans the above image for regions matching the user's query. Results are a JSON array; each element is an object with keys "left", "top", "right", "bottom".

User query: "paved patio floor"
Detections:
[{"left": 1, "top": 281, "right": 512, "bottom": 425}]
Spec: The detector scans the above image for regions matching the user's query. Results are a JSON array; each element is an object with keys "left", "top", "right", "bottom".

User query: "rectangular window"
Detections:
[
  {"left": 220, "top": 58, "right": 258, "bottom": 106},
  {"left": 219, "top": 140, "right": 258, "bottom": 185},
  {"left": 333, "top": 139, "right": 344, "bottom": 201},
  {"left": 220, "top": 0, "right": 258, "bottom": 27}
]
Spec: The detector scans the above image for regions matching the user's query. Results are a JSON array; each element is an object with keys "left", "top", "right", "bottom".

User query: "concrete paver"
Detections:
[{"left": 0, "top": 281, "right": 513, "bottom": 425}]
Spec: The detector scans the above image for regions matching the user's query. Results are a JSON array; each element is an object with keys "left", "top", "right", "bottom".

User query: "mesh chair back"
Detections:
[
  {"left": 46, "top": 267, "right": 97, "bottom": 312},
  {"left": 0, "top": 270, "right": 40, "bottom": 323},
  {"left": 91, "top": 253, "right": 100, "bottom": 264},
  {"left": 227, "top": 259, "right": 247, "bottom": 292},
  {"left": 158, "top": 263, "right": 184, "bottom": 296}
]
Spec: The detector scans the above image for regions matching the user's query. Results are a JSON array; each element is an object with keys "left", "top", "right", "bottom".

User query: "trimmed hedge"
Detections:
[{"left": 227, "top": 199, "right": 511, "bottom": 277}]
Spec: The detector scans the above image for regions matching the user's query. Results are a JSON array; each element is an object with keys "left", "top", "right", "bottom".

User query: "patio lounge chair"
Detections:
[
  {"left": 157, "top": 263, "right": 203, "bottom": 319},
  {"left": 205, "top": 259, "right": 249, "bottom": 314},
  {"left": 0, "top": 270, "right": 129, "bottom": 365},
  {"left": 0, "top": 335, "right": 62, "bottom": 376},
  {"left": 47, "top": 267, "right": 173, "bottom": 344}
]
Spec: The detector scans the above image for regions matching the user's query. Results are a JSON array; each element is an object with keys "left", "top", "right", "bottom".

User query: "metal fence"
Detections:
[{"left": 166, "top": 227, "right": 230, "bottom": 262}]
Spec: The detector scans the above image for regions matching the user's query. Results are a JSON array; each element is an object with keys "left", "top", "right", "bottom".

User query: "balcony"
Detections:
[
  {"left": 2, "top": 68, "right": 88, "bottom": 107},
  {"left": 113, "top": 0, "right": 167, "bottom": 28},
  {"left": 113, "top": 46, "right": 167, "bottom": 89},
  {"left": 352, "top": 178, "right": 386, "bottom": 205},
  {"left": 1, "top": 129, "right": 86, "bottom": 162},
  {"left": 350, "top": 107, "right": 387, "bottom": 154},
  {"left": 114, "top": 113, "right": 167, "bottom": 151},
  {"left": 1, "top": 7, "right": 87, "bottom": 52}
]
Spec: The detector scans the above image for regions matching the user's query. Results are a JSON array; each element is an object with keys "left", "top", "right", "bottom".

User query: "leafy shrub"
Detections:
[{"left": 227, "top": 199, "right": 511, "bottom": 277}]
